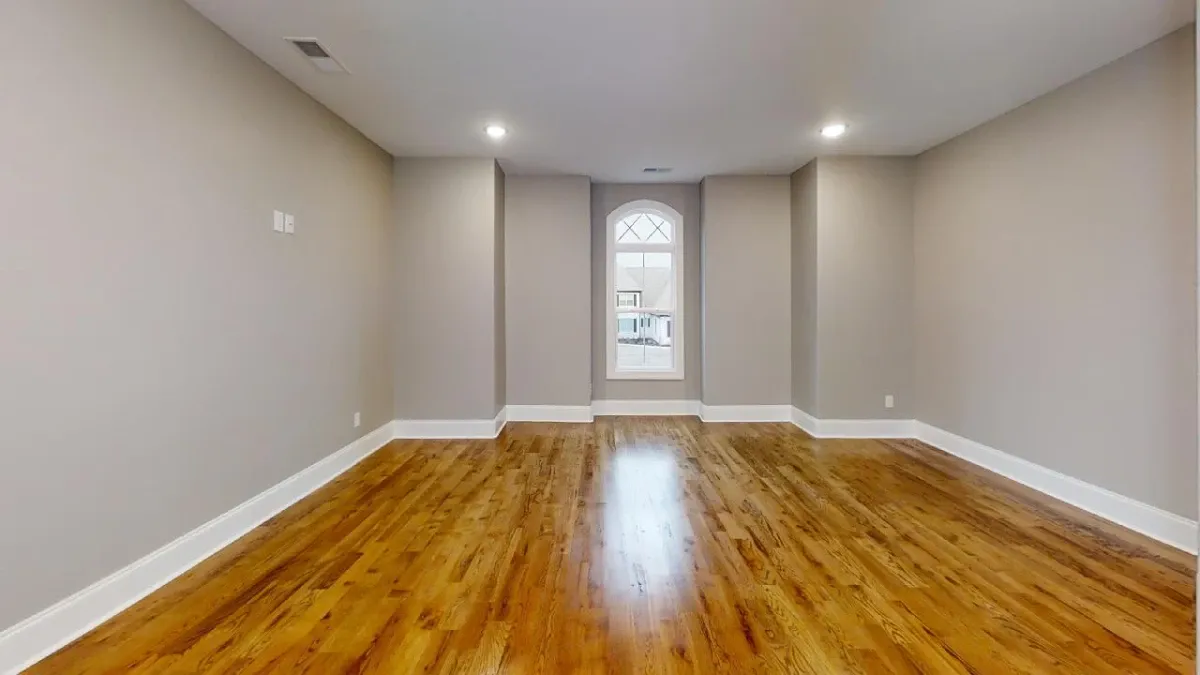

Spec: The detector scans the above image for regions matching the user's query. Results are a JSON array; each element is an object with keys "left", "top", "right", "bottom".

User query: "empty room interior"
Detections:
[{"left": 3, "top": 1, "right": 1199, "bottom": 673}]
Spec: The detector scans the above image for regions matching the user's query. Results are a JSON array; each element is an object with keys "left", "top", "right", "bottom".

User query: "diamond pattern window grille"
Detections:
[{"left": 616, "top": 212, "right": 672, "bottom": 244}]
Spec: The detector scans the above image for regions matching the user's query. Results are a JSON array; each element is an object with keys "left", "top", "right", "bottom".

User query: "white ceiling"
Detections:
[{"left": 186, "top": 0, "right": 1193, "bottom": 182}]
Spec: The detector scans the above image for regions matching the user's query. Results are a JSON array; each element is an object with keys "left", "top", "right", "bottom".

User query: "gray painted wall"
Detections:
[
  {"left": 592, "top": 184, "right": 703, "bottom": 401},
  {"left": 816, "top": 158, "right": 916, "bottom": 419},
  {"left": 914, "top": 27, "right": 1197, "bottom": 518},
  {"left": 494, "top": 164, "right": 507, "bottom": 415},
  {"left": 788, "top": 158, "right": 914, "bottom": 419},
  {"left": 505, "top": 176, "right": 594, "bottom": 406},
  {"left": 0, "top": 0, "right": 394, "bottom": 630},
  {"left": 790, "top": 163, "right": 820, "bottom": 413},
  {"left": 701, "top": 177, "right": 792, "bottom": 405},
  {"left": 393, "top": 158, "right": 503, "bottom": 421}
]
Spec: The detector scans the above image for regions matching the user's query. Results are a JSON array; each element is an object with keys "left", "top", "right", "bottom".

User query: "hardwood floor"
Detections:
[{"left": 27, "top": 419, "right": 1195, "bottom": 674}]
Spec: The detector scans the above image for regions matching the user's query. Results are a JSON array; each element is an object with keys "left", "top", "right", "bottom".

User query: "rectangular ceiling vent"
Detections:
[
  {"left": 286, "top": 38, "right": 349, "bottom": 74},
  {"left": 642, "top": 167, "right": 673, "bottom": 174}
]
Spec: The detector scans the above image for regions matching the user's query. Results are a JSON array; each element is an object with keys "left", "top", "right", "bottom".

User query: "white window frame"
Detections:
[{"left": 606, "top": 200, "right": 685, "bottom": 380}]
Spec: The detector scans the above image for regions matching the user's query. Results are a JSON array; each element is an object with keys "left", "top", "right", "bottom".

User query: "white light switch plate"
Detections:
[
  {"left": 354, "top": 412, "right": 361, "bottom": 428},
  {"left": 884, "top": 395, "right": 895, "bottom": 409},
  {"left": 284, "top": 213, "right": 295, "bottom": 234},
  {"left": 273, "top": 210, "right": 285, "bottom": 233}
]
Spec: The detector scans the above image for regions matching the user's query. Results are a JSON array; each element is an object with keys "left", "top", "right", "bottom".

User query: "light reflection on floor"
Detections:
[{"left": 602, "top": 444, "right": 694, "bottom": 611}]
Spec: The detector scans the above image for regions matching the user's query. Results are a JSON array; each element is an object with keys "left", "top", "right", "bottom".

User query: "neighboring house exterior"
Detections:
[{"left": 615, "top": 262, "right": 673, "bottom": 345}]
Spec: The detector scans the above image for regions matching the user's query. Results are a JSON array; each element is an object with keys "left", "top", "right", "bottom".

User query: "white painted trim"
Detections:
[
  {"left": 494, "top": 407, "right": 508, "bottom": 436},
  {"left": 591, "top": 399, "right": 700, "bottom": 416},
  {"left": 699, "top": 404, "right": 792, "bottom": 423},
  {"left": 791, "top": 407, "right": 821, "bottom": 435},
  {"left": 790, "top": 407, "right": 914, "bottom": 438},
  {"left": 0, "top": 422, "right": 396, "bottom": 675},
  {"left": 506, "top": 405, "right": 594, "bottom": 423},
  {"left": 913, "top": 422, "right": 1198, "bottom": 554},
  {"left": 605, "top": 199, "right": 685, "bottom": 382},
  {"left": 394, "top": 408, "right": 507, "bottom": 439},
  {"left": 819, "top": 418, "right": 916, "bottom": 438}
]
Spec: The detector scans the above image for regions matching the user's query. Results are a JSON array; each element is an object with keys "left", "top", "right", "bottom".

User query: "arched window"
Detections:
[{"left": 606, "top": 200, "right": 684, "bottom": 380}]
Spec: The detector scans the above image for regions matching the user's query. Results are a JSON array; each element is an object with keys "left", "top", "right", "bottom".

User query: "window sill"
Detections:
[{"left": 607, "top": 370, "right": 685, "bottom": 381}]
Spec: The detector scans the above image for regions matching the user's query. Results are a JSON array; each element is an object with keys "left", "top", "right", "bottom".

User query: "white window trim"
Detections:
[{"left": 606, "top": 199, "right": 685, "bottom": 381}]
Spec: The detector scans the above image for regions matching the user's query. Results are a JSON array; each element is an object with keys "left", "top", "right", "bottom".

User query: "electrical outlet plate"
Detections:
[
  {"left": 884, "top": 395, "right": 895, "bottom": 409},
  {"left": 284, "top": 214, "right": 295, "bottom": 234}
]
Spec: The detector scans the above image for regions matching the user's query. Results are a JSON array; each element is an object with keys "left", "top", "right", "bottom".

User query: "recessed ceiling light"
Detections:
[
  {"left": 821, "top": 123, "right": 848, "bottom": 139},
  {"left": 485, "top": 124, "right": 507, "bottom": 140}
]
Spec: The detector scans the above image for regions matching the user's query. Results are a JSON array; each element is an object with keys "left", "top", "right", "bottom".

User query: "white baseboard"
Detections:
[
  {"left": 0, "top": 422, "right": 396, "bottom": 675},
  {"left": 699, "top": 404, "right": 792, "bottom": 423},
  {"left": 394, "top": 408, "right": 507, "bottom": 439},
  {"left": 790, "top": 407, "right": 914, "bottom": 438},
  {"left": 506, "top": 401, "right": 791, "bottom": 422},
  {"left": 506, "top": 405, "right": 594, "bottom": 423},
  {"left": 819, "top": 418, "right": 915, "bottom": 438},
  {"left": 913, "top": 422, "right": 1197, "bottom": 554},
  {"left": 791, "top": 407, "right": 821, "bottom": 435},
  {"left": 591, "top": 399, "right": 701, "bottom": 416}
]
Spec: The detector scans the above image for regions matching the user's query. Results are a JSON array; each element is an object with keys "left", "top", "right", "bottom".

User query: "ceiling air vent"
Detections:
[
  {"left": 286, "top": 38, "right": 349, "bottom": 74},
  {"left": 642, "top": 167, "right": 673, "bottom": 174}
]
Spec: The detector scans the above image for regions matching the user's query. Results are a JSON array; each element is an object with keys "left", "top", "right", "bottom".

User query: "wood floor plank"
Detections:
[{"left": 24, "top": 418, "right": 1196, "bottom": 674}]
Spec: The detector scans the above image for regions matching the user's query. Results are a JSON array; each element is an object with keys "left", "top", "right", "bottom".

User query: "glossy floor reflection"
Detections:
[
  {"left": 603, "top": 449, "right": 690, "bottom": 605},
  {"left": 27, "top": 418, "right": 1196, "bottom": 674}
]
